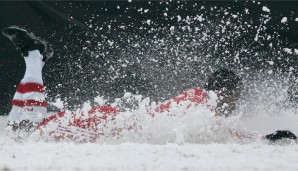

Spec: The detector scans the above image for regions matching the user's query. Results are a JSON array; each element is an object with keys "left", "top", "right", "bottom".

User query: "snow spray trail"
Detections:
[
  {"left": 40, "top": 78, "right": 298, "bottom": 145},
  {"left": 40, "top": 64, "right": 298, "bottom": 144},
  {"left": 42, "top": 92, "right": 240, "bottom": 144},
  {"left": 235, "top": 72, "right": 298, "bottom": 138},
  {"left": 46, "top": 1, "right": 298, "bottom": 110},
  {"left": 38, "top": 2, "right": 298, "bottom": 144}
]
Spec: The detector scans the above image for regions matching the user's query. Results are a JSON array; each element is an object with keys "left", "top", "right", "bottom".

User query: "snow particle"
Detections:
[
  {"left": 283, "top": 48, "right": 292, "bottom": 54},
  {"left": 245, "top": 8, "right": 249, "bottom": 14},
  {"left": 94, "top": 96, "right": 105, "bottom": 106},
  {"left": 267, "top": 61, "right": 274, "bottom": 65},
  {"left": 123, "top": 92, "right": 132, "bottom": 98},
  {"left": 269, "top": 43, "right": 272, "bottom": 47},
  {"left": 281, "top": 17, "right": 288, "bottom": 23},
  {"left": 177, "top": 15, "right": 181, "bottom": 22},
  {"left": 198, "top": 16, "right": 203, "bottom": 22},
  {"left": 51, "top": 98, "right": 64, "bottom": 109},
  {"left": 262, "top": 6, "right": 270, "bottom": 12}
]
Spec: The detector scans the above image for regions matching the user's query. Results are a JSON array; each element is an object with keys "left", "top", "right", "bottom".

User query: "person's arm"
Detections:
[
  {"left": 264, "top": 130, "right": 297, "bottom": 142},
  {"left": 229, "top": 129, "right": 297, "bottom": 143},
  {"left": 155, "top": 88, "right": 210, "bottom": 113}
]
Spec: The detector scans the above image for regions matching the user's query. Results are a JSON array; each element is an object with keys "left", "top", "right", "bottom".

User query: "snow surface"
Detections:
[
  {"left": 1, "top": 108, "right": 298, "bottom": 171},
  {"left": 2, "top": 88, "right": 298, "bottom": 171}
]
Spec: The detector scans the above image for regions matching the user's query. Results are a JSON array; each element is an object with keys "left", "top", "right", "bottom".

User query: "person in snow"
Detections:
[
  {"left": 154, "top": 68, "right": 242, "bottom": 117},
  {"left": 2, "top": 26, "right": 53, "bottom": 136},
  {"left": 2, "top": 26, "right": 297, "bottom": 143}
]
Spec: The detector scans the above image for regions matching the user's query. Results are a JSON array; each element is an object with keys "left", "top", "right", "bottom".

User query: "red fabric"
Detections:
[
  {"left": 38, "top": 106, "right": 118, "bottom": 128},
  {"left": 12, "top": 99, "right": 47, "bottom": 107},
  {"left": 38, "top": 106, "right": 119, "bottom": 142},
  {"left": 38, "top": 88, "right": 212, "bottom": 142},
  {"left": 156, "top": 88, "right": 209, "bottom": 113},
  {"left": 38, "top": 111, "right": 65, "bottom": 127},
  {"left": 88, "top": 106, "right": 118, "bottom": 115},
  {"left": 40, "top": 88, "right": 208, "bottom": 128},
  {"left": 17, "top": 82, "right": 44, "bottom": 94}
]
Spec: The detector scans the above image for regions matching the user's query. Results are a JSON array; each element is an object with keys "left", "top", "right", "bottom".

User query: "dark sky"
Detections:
[{"left": 0, "top": 1, "right": 298, "bottom": 115}]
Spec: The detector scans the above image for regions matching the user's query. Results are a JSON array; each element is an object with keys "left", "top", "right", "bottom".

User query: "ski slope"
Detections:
[{"left": 1, "top": 110, "right": 298, "bottom": 171}]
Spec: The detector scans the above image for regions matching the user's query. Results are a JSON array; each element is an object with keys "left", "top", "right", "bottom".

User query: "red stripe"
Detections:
[
  {"left": 17, "top": 83, "right": 44, "bottom": 94},
  {"left": 155, "top": 88, "right": 209, "bottom": 113},
  {"left": 12, "top": 99, "right": 47, "bottom": 107},
  {"left": 38, "top": 111, "right": 66, "bottom": 128}
]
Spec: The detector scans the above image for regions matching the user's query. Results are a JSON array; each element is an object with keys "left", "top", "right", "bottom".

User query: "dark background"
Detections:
[{"left": 0, "top": 1, "right": 298, "bottom": 115}]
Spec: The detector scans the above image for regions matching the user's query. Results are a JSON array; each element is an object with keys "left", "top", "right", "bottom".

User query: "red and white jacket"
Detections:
[{"left": 37, "top": 87, "right": 219, "bottom": 142}]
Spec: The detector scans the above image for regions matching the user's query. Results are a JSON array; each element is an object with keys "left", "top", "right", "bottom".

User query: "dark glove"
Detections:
[{"left": 265, "top": 130, "right": 297, "bottom": 142}]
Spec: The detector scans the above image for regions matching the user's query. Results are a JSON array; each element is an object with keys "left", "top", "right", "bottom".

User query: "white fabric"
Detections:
[
  {"left": 19, "top": 107, "right": 47, "bottom": 123},
  {"left": 23, "top": 50, "right": 44, "bottom": 84},
  {"left": 8, "top": 106, "right": 47, "bottom": 123},
  {"left": 21, "top": 77, "right": 43, "bottom": 85},
  {"left": 8, "top": 50, "right": 47, "bottom": 123},
  {"left": 7, "top": 106, "right": 22, "bottom": 123}
]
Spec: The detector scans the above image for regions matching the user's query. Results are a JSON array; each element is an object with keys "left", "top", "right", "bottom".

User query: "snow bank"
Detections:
[{"left": 1, "top": 131, "right": 298, "bottom": 171}]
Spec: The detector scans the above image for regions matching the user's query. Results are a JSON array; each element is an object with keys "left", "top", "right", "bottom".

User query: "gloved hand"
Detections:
[{"left": 265, "top": 130, "right": 297, "bottom": 142}]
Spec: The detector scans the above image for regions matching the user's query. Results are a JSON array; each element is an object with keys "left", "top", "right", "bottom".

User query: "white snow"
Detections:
[
  {"left": 177, "top": 15, "right": 181, "bottom": 22},
  {"left": 267, "top": 61, "right": 274, "bottom": 65},
  {"left": 283, "top": 48, "right": 292, "bottom": 54},
  {"left": 281, "top": 17, "right": 288, "bottom": 23},
  {"left": 262, "top": 6, "right": 270, "bottom": 13},
  {"left": 51, "top": 98, "right": 64, "bottom": 109},
  {"left": 198, "top": 15, "right": 203, "bottom": 22},
  {"left": 1, "top": 90, "right": 298, "bottom": 171},
  {"left": 1, "top": 112, "right": 298, "bottom": 171},
  {"left": 2, "top": 2, "right": 298, "bottom": 170},
  {"left": 94, "top": 96, "right": 106, "bottom": 106}
]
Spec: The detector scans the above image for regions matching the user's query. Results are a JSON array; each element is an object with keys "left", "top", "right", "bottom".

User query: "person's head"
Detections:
[{"left": 204, "top": 68, "right": 242, "bottom": 116}]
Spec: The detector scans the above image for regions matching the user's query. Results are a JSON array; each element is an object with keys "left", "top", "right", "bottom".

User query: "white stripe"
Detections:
[
  {"left": 13, "top": 91, "right": 45, "bottom": 101},
  {"left": 8, "top": 106, "right": 47, "bottom": 122},
  {"left": 20, "top": 107, "right": 47, "bottom": 123},
  {"left": 19, "top": 106, "right": 48, "bottom": 111},
  {"left": 21, "top": 76, "right": 43, "bottom": 85}
]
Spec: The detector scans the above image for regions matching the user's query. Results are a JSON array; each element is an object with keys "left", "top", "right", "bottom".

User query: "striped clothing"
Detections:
[
  {"left": 155, "top": 88, "right": 215, "bottom": 113},
  {"left": 8, "top": 50, "right": 47, "bottom": 123},
  {"left": 38, "top": 88, "right": 216, "bottom": 142},
  {"left": 8, "top": 78, "right": 47, "bottom": 123}
]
